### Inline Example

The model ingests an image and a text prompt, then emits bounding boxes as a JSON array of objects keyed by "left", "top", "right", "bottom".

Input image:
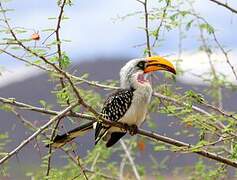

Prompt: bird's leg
[
  {"left": 123, "top": 124, "right": 138, "bottom": 135},
  {"left": 128, "top": 124, "right": 138, "bottom": 136},
  {"left": 123, "top": 123, "right": 130, "bottom": 132}
]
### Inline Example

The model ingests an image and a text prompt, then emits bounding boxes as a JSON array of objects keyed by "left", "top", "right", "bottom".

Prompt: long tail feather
[{"left": 46, "top": 121, "right": 94, "bottom": 148}]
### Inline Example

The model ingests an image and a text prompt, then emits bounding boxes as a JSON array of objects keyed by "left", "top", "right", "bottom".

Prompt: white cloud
[
  {"left": 0, "top": 67, "right": 42, "bottom": 88},
  {"left": 171, "top": 51, "right": 237, "bottom": 85},
  {"left": 0, "top": 51, "right": 236, "bottom": 88}
]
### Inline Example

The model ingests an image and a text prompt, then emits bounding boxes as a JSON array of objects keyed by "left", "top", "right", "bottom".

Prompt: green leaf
[
  {"left": 39, "top": 100, "right": 47, "bottom": 108},
  {"left": 0, "top": 104, "right": 13, "bottom": 112},
  {"left": 231, "top": 143, "right": 237, "bottom": 160},
  {"left": 42, "top": 28, "right": 55, "bottom": 32},
  {"left": 186, "top": 19, "right": 194, "bottom": 31},
  {"left": 154, "top": 145, "right": 166, "bottom": 152},
  {"left": 61, "top": 53, "right": 71, "bottom": 68},
  {"left": 199, "top": 23, "right": 214, "bottom": 34}
]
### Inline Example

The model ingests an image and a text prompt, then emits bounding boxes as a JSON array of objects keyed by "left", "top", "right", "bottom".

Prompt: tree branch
[
  {"left": 137, "top": 0, "right": 151, "bottom": 56},
  {"left": 0, "top": 97, "right": 95, "bottom": 121},
  {"left": 137, "top": 129, "right": 237, "bottom": 168},
  {"left": 63, "top": 149, "right": 116, "bottom": 180},
  {"left": 152, "top": 0, "right": 170, "bottom": 47},
  {"left": 46, "top": 0, "right": 68, "bottom": 175},
  {"left": 0, "top": 103, "right": 78, "bottom": 164},
  {"left": 120, "top": 140, "right": 141, "bottom": 180},
  {"left": 1, "top": 95, "right": 237, "bottom": 168},
  {"left": 208, "top": 0, "right": 237, "bottom": 14}
]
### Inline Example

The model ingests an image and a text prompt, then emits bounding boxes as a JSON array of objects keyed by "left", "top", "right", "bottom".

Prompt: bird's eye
[{"left": 137, "top": 61, "right": 146, "bottom": 70}]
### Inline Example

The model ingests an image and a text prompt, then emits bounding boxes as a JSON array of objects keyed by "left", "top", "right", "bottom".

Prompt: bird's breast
[{"left": 110, "top": 84, "right": 152, "bottom": 132}]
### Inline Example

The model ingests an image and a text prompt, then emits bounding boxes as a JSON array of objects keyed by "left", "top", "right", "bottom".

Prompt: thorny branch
[
  {"left": 1, "top": 96, "right": 237, "bottom": 168},
  {"left": 212, "top": 32, "right": 237, "bottom": 80},
  {"left": 136, "top": 0, "right": 152, "bottom": 56},
  {"left": 183, "top": 9, "right": 237, "bottom": 81},
  {"left": 1, "top": 0, "right": 235, "bottom": 124},
  {"left": 138, "top": 129, "right": 237, "bottom": 168},
  {"left": 0, "top": 49, "right": 50, "bottom": 72},
  {"left": 63, "top": 149, "right": 116, "bottom": 180},
  {"left": 46, "top": 0, "right": 68, "bottom": 176},
  {"left": 9, "top": 107, "right": 109, "bottom": 180},
  {"left": 1, "top": 0, "right": 237, "bottom": 176},
  {"left": 0, "top": 1, "right": 101, "bottom": 120},
  {"left": 152, "top": 0, "right": 170, "bottom": 47},
  {"left": 0, "top": 103, "right": 78, "bottom": 164}
]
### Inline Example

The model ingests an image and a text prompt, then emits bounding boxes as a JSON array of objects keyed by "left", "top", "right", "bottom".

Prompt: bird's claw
[
  {"left": 129, "top": 125, "right": 138, "bottom": 136},
  {"left": 124, "top": 124, "right": 138, "bottom": 136}
]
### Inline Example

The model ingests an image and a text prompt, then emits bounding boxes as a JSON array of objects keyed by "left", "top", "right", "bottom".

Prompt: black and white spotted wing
[{"left": 95, "top": 88, "right": 134, "bottom": 145}]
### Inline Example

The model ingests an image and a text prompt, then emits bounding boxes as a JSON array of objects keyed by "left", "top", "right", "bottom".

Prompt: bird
[{"left": 48, "top": 56, "right": 176, "bottom": 148}]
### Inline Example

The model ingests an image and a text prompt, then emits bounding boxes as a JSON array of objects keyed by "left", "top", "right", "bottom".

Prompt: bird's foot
[
  {"left": 123, "top": 124, "right": 138, "bottom": 136},
  {"left": 129, "top": 125, "right": 138, "bottom": 136},
  {"left": 123, "top": 123, "right": 130, "bottom": 132}
]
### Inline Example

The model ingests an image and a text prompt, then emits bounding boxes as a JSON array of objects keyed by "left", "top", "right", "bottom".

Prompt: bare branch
[
  {"left": 185, "top": 8, "right": 237, "bottom": 81},
  {"left": 55, "top": 0, "right": 66, "bottom": 66},
  {"left": 46, "top": 0, "right": 68, "bottom": 175},
  {"left": 212, "top": 32, "right": 237, "bottom": 80},
  {"left": 120, "top": 140, "right": 141, "bottom": 180},
  {"left": 135, "top": 0, "right": 145, "bottom": 5},
  {"left": 152, "top": 0, "right": 170, "bottom": 47},
  {"left": 0, "top": 49, "right": 51, "bottom": 72},
  {"left": 208, "top": 0, "right": 237, "bottom": 14},
  {"left": 136, "top": 0, "right": 151, "bottom": 56}
]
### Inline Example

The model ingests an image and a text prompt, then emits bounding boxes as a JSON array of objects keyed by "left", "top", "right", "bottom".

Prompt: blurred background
[{"left": 1, "top": 0, "right": 237, "bottom": 179}]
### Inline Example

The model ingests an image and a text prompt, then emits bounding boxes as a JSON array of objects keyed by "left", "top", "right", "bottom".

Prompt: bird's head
[{"left": 120, "top": 56, "right": 176, "bottom": 89}]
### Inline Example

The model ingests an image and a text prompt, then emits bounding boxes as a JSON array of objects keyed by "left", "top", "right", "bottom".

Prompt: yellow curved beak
[{"left": 144, "top": 56, "right": 176, "bottom": 74}]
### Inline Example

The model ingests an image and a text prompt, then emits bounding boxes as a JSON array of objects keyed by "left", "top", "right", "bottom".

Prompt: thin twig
[
  {"left": 3, "top": 5, "right": 233, "bottom": 124},
  {"left": 2, "top": 96, "right": 237, "bottom": 168},
  {"left": 137, "top": 129, "right": 237, "bottom": 168},
  {"left": 45, "top": 117, "right": 63, "bottom": 176},
  {"left": 76, "top": 156, "right": 89, "bottom": 180},
  {"left": 0, "top": 97, "right": 95, "bottom": 120},
  {"left": 0, "top": 103, "right": 77, "bottom": 164},
  {"left": 152, "top": 0, "right": 170, "bottom": 47},
  {"left": 55, "top": 0, "right": 66, "bottom": 68},
  {"left": 1, "top": 2, "right": 84, "bottom": 112},
  {"left": 42, "top": 31, "right": 55, "bottom": 45},
  {"left": 135, "top": 0, "right": 145, "bottom": 5},
  {"left": 212, "top": 32, "right": 237, "bottom": 80},
  {"left": 137, "top": 0, "right": 151, "bottom": 56},
  {"left": 62, "top": 149, "right": 116, "bottom": 180},
  {"left": 180, "top": 8, "right": 237, "bottom": 81},
  {"left": 119, "top": 143, "right": 132, "bottom": 180},
  {"left": 1, "top": 0, "right": 237, "bottom": 172},
  {"left": 202, "top": 101, "right": 237, "bottom": 121},
  {"left": 208, "top": 0, "right": 237, "bottom": 14},
  {"left": 0, "top": 49, "right": 50, "bottom": 72},
  {"left": 120, "top": 140, "right": 141, "bottom": 180},
  {"left": 90, "top": 152, "right": 100, "bottom": 172},
  {"left": 46, "top": 0, "right": 68, "bottom": 176}
]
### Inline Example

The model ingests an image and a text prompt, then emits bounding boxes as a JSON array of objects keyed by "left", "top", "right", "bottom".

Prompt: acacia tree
[{"left": 0, "top": 0, "right": 237, "bottom": 179}]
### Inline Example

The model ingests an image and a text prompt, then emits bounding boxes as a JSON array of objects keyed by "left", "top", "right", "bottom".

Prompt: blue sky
[{"left": 0, "top": 0, "right": 237, "bottom": 85}]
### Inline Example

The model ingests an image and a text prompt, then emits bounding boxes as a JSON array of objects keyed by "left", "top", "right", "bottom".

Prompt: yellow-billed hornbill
[{"left": 49, "top": 56, "right": 176, "bottom": 148}]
